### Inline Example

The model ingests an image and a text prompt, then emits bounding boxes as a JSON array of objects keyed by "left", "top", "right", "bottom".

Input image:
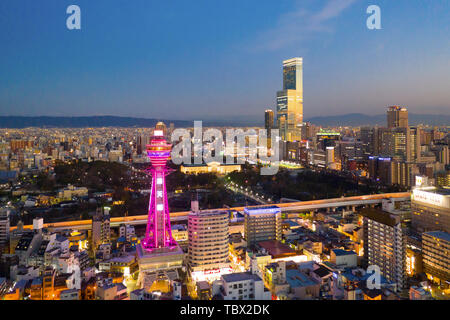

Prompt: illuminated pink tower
[{"left": 141, "top": 128, "right": 177, "bottom": 251}]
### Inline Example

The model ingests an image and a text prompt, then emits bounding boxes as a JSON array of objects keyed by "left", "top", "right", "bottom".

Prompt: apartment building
[{"left": 188, "top": 210, "right": 230, "bottom": 278}]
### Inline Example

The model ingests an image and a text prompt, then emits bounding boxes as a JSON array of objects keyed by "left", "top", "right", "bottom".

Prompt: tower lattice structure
[{"left": 141, "top": 129, "right": 177, "bottom": 250}]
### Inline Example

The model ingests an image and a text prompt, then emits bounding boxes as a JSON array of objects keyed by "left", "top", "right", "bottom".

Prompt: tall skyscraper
[
  {"left": 265, "top": 109, "right": 274, "bottom": 131},
  {"left": 277, "top": 58, "right": 303, "bottom": 142},
  {"left": 282, "top": 57, "right": 303, "bottom": 91},
  {"left": 360, "top": 127, "right": 376, "bottom": 159},
  {"left": 387, "top": 106, "right": 408, "bottom": 128},
  {"left": 265, "top": 109, "right": 274, "bottom": 149},
  {"left": 409, "top": 126, "right": 421, "bottom": 162}
]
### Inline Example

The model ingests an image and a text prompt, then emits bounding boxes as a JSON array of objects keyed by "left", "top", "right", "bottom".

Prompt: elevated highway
[{"left": 10, "top": 192, "right": 410, "bottom": 232}]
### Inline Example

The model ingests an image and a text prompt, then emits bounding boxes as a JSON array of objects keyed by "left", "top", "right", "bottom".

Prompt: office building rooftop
[
  {"left": 244, "top": 205, "right": 281, "bottom": 215},
  {"left": 222, "top": 272, "right": 262, "bottom": 283}
]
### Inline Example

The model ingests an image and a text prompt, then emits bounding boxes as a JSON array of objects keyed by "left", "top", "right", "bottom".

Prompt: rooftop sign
[{"left": 413, "top": 189, "right": 449, "bottom": 208}]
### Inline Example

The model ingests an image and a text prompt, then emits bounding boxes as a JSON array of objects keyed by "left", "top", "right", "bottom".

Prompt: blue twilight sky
[{"left": 0, "top": 0, "right": 449, "bottom": 122}]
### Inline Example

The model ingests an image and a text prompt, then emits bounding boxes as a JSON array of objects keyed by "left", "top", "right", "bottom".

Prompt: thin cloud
[{"left": 251, "top": 0, "right": 358, "bottom": 51}]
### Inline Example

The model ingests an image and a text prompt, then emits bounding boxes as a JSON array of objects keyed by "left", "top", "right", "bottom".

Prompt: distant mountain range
[
  {"left": 0, "top": 116, "right": 192, "bottom": 129},
  {"left": 306, "top": 113, "right": 450, "bottom": 127},
  {"left": 0, "top": 113, "right": 448, "bottom": 128}
]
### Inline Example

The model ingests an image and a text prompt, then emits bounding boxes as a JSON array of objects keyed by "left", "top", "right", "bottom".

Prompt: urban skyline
[
  {"left": 0, "top": 0, "right": 449, "bottom": 307},
  {"left": 0, "top": 100, "right": 448, "bottom": 301}
]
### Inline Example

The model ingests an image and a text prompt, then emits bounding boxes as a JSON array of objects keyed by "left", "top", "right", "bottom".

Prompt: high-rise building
[
  {"left": 379, "top": 127, "right": 411, "bottom": 162},
  {"left": 265, "top": 109, "right": 274, "bottom": 131},
  {"left": 338, "top": 139, "right": 364, "bottom": 162},
  {"left": 436, "top": 145, "right": 449, "bottom": 166},
  {"left": 391, "top": 161, "right": 416, "bottom": 187},
  {"left": 283, "top": 141, "right": 301, "bottom": 162},
  {"left": 244, "top": 206, "right": 281, "bottom": 247},
  {"left": 277, "top": 58, "right": 303, "bottom": 142},
  {"left": 387, "top": 106, "right": 408, "bottom": 128},
  {"left": 411, "top": 186, "right": 450, "bottom": 233},
  {"left": 316, "top": 130, "right": 341, "bottom": 151},
  {"left": 419, "top": 128, "right": 433, "bottom": 146},
  {"left": 137, "top": 135, "right": 149, "bottom": 155},
  {"left": 436, "top": 169, "right": 450, "bottom": 188},
  {"left": 361, "top": 207, "right": 406, "bottom": 291},
  {"left": 91, "top": 207, "right": 110, "bottom": 251},
  {"left": 422, "top": 231, "right": 450, "bottom": 287},
  {"left": 326, "top": 146, "right": 335, "bottom": 168},
  {"left": 283, "top": 57, "right": 303, "bottom": 91},
  {"left": 409, "top": 126, "right": 421, "bottom": 162},
  {"left": 0, "top": 208, "right": 10, "bottom": 249},
  {"left": 360, "top": 127, "right": 376, "bottom": 159},
  {"left": 300, "top": 122, "right": 312, "bottom": 140},
  {"left": 188, "top": 210, "right": 230, "bottom": 281},
  {"left": 265, "top": 109, "right": 275, "bottom": 149}
]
